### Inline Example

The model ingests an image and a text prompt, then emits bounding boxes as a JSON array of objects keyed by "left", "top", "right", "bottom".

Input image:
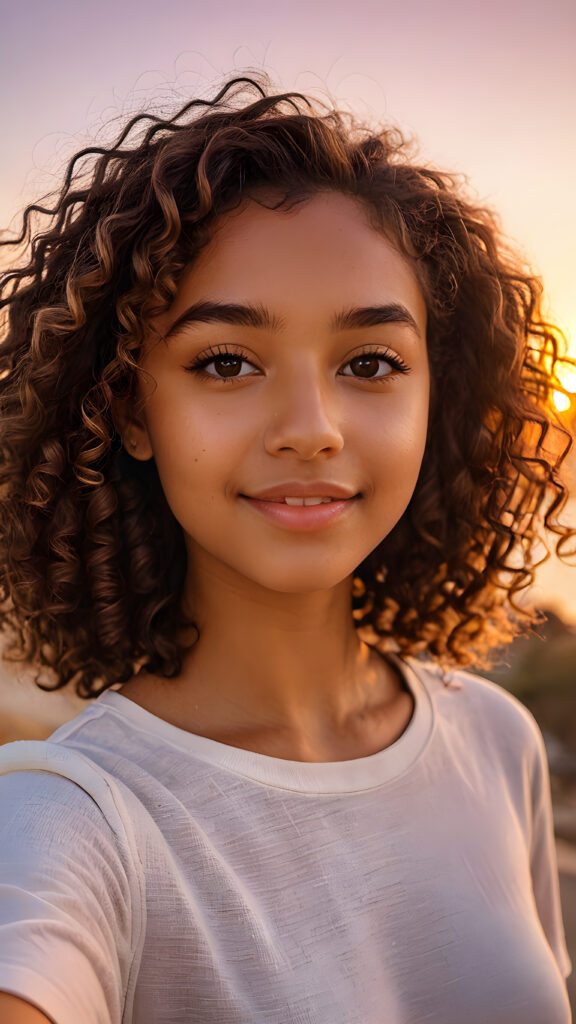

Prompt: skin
[
  {"left": 0, "top": 992, "right": 53, "bottom": 1022},
  {"left": 113, "top": 191, "right": 430, "bottom": 761}
]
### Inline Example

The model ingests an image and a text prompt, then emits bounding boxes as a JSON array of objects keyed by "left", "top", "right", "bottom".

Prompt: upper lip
[{"left": 243, "top": 482, "right": 360, "bottom": 500}]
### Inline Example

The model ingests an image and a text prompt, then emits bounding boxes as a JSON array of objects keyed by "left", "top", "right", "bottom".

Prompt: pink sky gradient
[{"left": 1, "top": 0, "right": 575, "bottom": 616}]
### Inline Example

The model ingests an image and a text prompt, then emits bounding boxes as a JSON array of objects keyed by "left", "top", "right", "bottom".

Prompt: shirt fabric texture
[{"left": 0, "top": 654, "right": 572, "bottom": 1024}]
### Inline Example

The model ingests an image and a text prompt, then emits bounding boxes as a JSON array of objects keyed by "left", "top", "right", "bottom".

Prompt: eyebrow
[{"left": 163, "top": 300, "right": 422, "bottom": 340}]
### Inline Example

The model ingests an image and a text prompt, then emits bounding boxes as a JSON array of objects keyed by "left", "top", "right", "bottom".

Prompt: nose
[{"left": 263, "top": 370, "right": 345, "bottom": 460}]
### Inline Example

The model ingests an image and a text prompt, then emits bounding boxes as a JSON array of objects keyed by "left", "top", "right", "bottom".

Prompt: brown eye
[
  {"left": 349, "top": 355, "right": 387, "bottom": 378},
  {"left": 340, "top": 348, "right": 411, "bottom": 380},
  {"left": 212, "top": 355, "right": 243, "bottom": 377},
  {"left": 185, "top": 349, "right": 259, "bottom": 379}
]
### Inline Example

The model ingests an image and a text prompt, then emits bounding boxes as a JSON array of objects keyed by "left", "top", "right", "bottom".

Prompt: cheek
[
  {"left": 146, "top": 399, "right": 244, "bottom": 521},
  {"left": 367, "top": 389, "right": 429, "bottom": 478},
  {"left": 363, "top": 400, "right": 428, "bottom": 545}
]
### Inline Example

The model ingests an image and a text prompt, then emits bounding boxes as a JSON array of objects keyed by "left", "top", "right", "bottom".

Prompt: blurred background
[{"left": 1, "top": 0, "right": 575, "bottom": 1010}]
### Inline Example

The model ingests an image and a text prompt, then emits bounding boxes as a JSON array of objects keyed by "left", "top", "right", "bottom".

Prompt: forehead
[{"left": 172, "top": 191, "right": 427, "bottom": 331}]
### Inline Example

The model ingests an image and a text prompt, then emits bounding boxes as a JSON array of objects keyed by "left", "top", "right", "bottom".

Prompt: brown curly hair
[{"left": 1, "top": 72, "right": 575, "bottom": 699}]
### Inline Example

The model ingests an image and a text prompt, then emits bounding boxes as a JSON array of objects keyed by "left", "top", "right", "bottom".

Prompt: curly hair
[{"left": 1, "top": 72, "right": 575, "bottom": 698}]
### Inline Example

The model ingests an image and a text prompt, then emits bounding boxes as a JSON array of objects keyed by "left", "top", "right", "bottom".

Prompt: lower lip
[{"left": 240, "top": 496, "right": 358, "bottom": 531}]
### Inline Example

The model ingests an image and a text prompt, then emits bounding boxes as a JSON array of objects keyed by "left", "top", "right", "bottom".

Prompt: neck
[{"left": 156, "top": 555, "right": 402, "bottom": 746}]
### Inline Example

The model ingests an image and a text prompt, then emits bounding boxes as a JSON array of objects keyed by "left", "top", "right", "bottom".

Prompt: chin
[{"left": 247, "top": 565, "right": 355, "bottom": 595}]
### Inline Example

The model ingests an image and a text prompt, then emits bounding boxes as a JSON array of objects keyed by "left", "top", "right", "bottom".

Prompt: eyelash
[{"left": 184, "top": 344, "right": 411, "bottom": 382}]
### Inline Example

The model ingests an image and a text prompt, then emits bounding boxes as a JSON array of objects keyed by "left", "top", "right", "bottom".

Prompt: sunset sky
[{"left": 1, "top": 0, "right": 575, "bottom": 616}]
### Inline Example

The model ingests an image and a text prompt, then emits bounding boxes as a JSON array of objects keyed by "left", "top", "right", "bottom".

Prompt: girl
[{"left": 0, "top": 73, "right": 573, "bottom": 1024}]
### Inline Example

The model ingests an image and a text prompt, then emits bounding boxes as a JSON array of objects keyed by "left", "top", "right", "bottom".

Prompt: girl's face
[{"left": 129, "top": 191, "right": 430, "bottom": 595}]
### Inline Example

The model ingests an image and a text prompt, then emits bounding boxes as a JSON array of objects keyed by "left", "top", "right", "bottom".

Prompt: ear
[{"left": 110, "top": 396, "right": 154, "bottom": 461}]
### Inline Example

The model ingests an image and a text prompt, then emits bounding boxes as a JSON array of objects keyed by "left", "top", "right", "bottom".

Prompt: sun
[{"left": 552, "top": 326, "right": 576, "bottom": 413}]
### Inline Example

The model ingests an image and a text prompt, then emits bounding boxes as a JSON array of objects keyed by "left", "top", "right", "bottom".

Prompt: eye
[
  {"left": 184, "top": 344, "right": 411, "bottom": 382},
  {"left": 340, "top": 347, "right": 411, "bottom": 379},
  {"left": 184, "top": 345, "right": 259, "bottom": 380}
]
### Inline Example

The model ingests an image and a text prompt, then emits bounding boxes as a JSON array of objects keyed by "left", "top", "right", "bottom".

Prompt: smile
[
  {"left": 240, "top": 494, "right": 359, "bottom": 531},
  {"left": 270, "top": 496, "right": 334, "bottom": 506}
]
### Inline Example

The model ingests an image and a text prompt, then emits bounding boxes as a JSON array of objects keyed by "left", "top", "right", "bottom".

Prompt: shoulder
[
  {"left": 0, "top": 739, "right": 142, "bottom": 869},
  {"left": 0, "top": 741, "right": 123, "bottom": 849},
  {"left": 0, "top": 739, "right": 145, "bottom": 928},
  {"left": 0, "top": 744, "right": 142, "bottom": 1024},
  {"left": 408, "top": 657, "right": 546, "bottom": 764},
  {"left": 411, "top": 655, "right": 538, "bottom": 722}
]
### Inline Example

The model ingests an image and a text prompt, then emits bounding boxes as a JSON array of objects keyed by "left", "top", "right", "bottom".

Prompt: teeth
[{"left": 283, "top": 497, "right": 334, "bottom": 506}]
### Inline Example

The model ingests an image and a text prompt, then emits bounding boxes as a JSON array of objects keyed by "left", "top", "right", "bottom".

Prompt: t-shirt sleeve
[
  {"left": 528, "top": 719, "right": 573, "bottom": 981},
  {"left": 0, "top": 769, "right": 133, "bottom": 1024}
]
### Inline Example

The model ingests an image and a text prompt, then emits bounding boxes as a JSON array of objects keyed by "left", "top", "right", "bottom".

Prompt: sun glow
[
  {"left": 553, "top": 391, "right": 572, "bottom": 412},
  {"left": 551, "top": 331, "right": 576, "bottom": 412},
  {"left": 556, "top": 364, "right": 576, "bottom": 394}
]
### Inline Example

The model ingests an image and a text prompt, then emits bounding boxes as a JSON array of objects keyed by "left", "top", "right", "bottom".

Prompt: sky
[{"left": 1, "top": 0, "right": 575, "bottom": 617}]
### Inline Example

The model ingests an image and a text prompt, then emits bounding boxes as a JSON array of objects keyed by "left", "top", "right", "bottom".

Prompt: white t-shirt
[{"left": 0, "top": 655, "right": 572, "bottom": 1024}]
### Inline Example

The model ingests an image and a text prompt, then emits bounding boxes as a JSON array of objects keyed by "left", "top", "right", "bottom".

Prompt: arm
[
  {"left": 0, "top": 769, "right": 133, "bottom": 1024},
  {"left": 0, "top": 992, "right": 55, "bottom": 1023},
  {"left": 529, "top": 721, "right": 573, "bottom": 979}
]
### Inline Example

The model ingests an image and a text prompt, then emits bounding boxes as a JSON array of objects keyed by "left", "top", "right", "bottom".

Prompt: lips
[
  {"left": 280, "top": 496, "right": 334, "bottom": 506},
  {"left": 250, "top": 495, "right": 337, "bottom": 506},
  {"left": 240, "top": 493, "right": 358, "bottom": 531},
  {"left": 243, "top": 482, "right": 359, "bottom": 502}
]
